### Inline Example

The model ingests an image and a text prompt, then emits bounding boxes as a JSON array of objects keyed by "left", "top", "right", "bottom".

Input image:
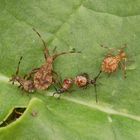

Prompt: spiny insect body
[
  {"left": 10, "top": 28, "right": 80, "bottom": 92},
  {"left": 32, "top": 28, "right": 80, "bottom": 90},
  {"left": 101, "top": 45, "right": 127, "bottom": 78}
]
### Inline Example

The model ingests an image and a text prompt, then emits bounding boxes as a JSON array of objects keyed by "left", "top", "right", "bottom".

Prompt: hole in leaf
[{"left": 0, "top": 107, "right": 26, "bottom": 127}]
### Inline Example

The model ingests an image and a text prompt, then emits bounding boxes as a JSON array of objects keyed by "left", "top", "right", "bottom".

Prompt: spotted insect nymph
[
  {"left": 100, "top": 44, "right": 127, "bottom": 78},
  {"left": 53, "top": 71, "right": 101, "bottom": 102},
  {"left": 74, "top": 71, "right": 102, "bottom": 102}
]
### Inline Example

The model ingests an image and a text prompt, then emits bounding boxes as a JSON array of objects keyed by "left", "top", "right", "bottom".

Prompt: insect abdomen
[{"left": 101, "top": 56, "right": 119, "bottom": 73}]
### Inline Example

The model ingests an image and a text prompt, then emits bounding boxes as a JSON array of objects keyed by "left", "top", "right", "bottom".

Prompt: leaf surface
[{"left": 0, "top": 0, "right": 140, "bottom": 139}]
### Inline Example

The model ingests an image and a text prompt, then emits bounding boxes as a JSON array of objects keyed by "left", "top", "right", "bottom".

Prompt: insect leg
[
  {"left": 100, "top": 45, "right": 119, "bottom": 57},
  {"left": 24, "top": 68, "right": 40, "bottom": 80},
  {"left": 52, "top": 87, "right": 61, "bottom": 99},
  {"left": 120, "top": 59, "right": 127, "bottom": 78},
  {"left": 118, "top": 44, "right": 127, "bottom": 52},
  {"left": 53, "top": 50, "right": 81, "bottom": 60},
  {"left": 93, "top": 71, "right": 102, "bottom": 103},
  {"left": 93, "top": 83, "right": 98, "bottom": 103},
  {"left": 52, "top": 73, "right": 63, "bottom": 87}
]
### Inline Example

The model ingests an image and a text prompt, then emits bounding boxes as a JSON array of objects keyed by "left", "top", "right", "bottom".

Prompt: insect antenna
[
  {"left": 16, "top": 56, "right": 23, "bottom": 76},
  {"left": 100, "top": 44, "right": 109, "bottom": 49},
  {"left": 101, "top": 44, "right": 127, "bottom": 53},
  {"left": 32, "top": 28, "right": 47, "bottom": 49},
  {"left": 9, "top": 56, "right": 23, "bottom": 84},
  {"left": 100, "top": 44, "right": 116, "bottom": 54},
  {"left": 32, "top": 28, "right": 49, "bottom": 58}
]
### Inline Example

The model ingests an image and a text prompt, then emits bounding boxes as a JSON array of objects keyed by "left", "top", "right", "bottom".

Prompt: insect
[
  {"left": 100, "top": 44, "right": 127, "bottom": 78},
  {"left": 53, "top": 78, "right": 73, "bottom": 98},
  {"left": 32, "top": 28, "right": 80, "bottom": 90},
  {"left": 74, "top": 71, "right": 102, "bottom": 102},
  {"left": 53, "top": 71, "right": 101, "bottom": 102},
  {"left": 9, "top": 57, "right": 37, "bottom": 92}
]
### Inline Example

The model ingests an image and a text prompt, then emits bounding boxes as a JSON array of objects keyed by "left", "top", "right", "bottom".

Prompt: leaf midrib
[{"left": 1, "top": 74, "right": 140, "bottom": 122}]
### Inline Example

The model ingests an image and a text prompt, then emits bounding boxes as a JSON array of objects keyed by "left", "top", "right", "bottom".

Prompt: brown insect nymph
[
  {"left": 10, "top": 57, "right": 36, "bottom": 92},
  {"left": 32, "top": 28, "right": 80, "bottom": 90},
  {"left": 53, "top": 71, "right": 101, "bottom": 102},
  {"left": 74, "top": 71, "right": 102, "bottom": 103},
  {"left": 53, "top": 78, "right": 73, "bottom": 98},
  {"left": 101, "top": 44, "right": 127, "bottom": 78}
]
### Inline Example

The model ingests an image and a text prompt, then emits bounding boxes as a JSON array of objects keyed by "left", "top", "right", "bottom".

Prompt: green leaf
[{"left": 0, "top": 0, "right": 140, "bottom": 140}]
